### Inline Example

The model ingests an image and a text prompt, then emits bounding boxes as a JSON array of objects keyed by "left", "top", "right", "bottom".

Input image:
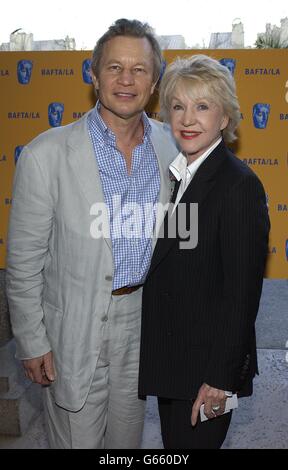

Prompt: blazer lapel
[
  {"left": 67, "top": 111, "right": 112, "bottom": 251},
  {"left": 150, "top": 121, "right": 179, "bottom": 252},
  {"left": 148, "top": 141, "right": 228, "bottom": 275}
]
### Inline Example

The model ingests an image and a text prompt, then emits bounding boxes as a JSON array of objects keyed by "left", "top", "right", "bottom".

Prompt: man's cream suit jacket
[{"left": 6, "top": 109, "right": 179, "bottom": 411}]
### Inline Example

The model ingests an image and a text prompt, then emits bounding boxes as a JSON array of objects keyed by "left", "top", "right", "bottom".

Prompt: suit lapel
[
  {"left": 148, "top": 141, "right": 228, "bottom": 275},
  {"left": 67, "top": 110, "right": 112, "bottom": 251},
  {"left": 150, "top": 121, "right": 178, "bottom": 252}
]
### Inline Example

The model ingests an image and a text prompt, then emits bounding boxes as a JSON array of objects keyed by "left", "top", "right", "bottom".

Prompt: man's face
[{"left": 92, "top": 36, "right": 156, "bottom": 123}]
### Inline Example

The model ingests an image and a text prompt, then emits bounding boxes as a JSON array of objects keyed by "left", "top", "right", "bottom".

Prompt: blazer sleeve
[
  {"left": 203, "top": 173, "right": 270, "bottom": 392},
  {"left": 6, "top": 146, "right": 53, "bottom": 359}
]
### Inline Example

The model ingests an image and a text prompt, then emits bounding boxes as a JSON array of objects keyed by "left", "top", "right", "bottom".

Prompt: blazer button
[
  {"left": 167, "top": 331, "right": 172, "bottom": 336},
  {"left": 101, "top": 315, "right": 108, "bottom": 322},
  {"left": 105, "top": 275, "right": 112, "bottom": 281}
]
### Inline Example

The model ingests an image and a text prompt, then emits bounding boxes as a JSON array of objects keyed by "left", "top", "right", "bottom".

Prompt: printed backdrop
[{"left": 0, "top": 50, "right": 287, "bottom": 277}]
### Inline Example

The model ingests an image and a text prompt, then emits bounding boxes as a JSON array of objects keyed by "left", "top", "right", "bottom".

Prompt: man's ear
[
  {"left": 150, "top": 80, "right": 158, "bottom": 96},
  {"left": 91, "top": 73, "right": 99, "bottom": 90}
]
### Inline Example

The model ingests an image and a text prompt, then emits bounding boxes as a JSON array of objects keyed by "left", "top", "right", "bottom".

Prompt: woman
[{"left": 138, "top": 55, "right": 270, "bottom": 449}]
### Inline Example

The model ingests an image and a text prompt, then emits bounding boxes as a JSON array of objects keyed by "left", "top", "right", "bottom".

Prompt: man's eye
[{"left": 109, "top": 65, "right": 121, "bottom": 71}]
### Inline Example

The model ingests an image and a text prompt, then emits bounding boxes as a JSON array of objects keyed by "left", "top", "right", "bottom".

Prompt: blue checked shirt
[{"left": 88, "top": 103, "right": 160, "bottom": 290}]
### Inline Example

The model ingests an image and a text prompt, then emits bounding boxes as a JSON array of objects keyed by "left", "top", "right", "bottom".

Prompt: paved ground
[{"left": 0, "top": 279, "right": 287, "bottom": 449}]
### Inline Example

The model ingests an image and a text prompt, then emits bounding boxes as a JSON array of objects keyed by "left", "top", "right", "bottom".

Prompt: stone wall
[{"left": 0, "top": 269, "right": 42, "bottom": 436}]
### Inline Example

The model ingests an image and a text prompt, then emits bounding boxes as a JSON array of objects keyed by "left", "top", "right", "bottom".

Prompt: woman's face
[{"left": 169, "top": 83, "right": 229, "bottom": 163}]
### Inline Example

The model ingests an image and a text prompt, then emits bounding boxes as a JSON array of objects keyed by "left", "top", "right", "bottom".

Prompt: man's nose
[{"left": 117, "top": 69, "right": 135, "bottom": 85}]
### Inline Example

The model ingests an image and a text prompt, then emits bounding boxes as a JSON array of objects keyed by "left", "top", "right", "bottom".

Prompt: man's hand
[
  {"left": 23, "top": 351, "right": 56, "bottom": 385},
  {"left": 191, "top": 383, "right": 227, "bottom": 426}
]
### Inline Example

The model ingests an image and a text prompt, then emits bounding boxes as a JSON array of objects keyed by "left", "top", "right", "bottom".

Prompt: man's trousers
[{"left": 43, "top": 288, "right": 145, "bottom": 449}]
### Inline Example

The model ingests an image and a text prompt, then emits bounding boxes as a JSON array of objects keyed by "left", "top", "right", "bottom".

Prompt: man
[{"left": 6, "top": 19, "right": 178, "bottom": 449}]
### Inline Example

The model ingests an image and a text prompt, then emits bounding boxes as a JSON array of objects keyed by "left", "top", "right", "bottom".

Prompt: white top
[{"left": 169, "top": 137, "right": 222, "bottom": 212}]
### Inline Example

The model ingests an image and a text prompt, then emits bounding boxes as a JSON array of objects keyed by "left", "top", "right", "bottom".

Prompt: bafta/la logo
[
  {"left": 48, "top": 102, "right": 64, "bottom": 127},
  {"left": 82, "top": 59, "right": 92, "bottom": 84},
  {"left": 14, "top": 146, "right": 24, "bottom": 164},
  {"left": 253, "top": 103, "right": 271, "bottom": 129},
  {"left": 219, "top": 58, "right": 236, "bottom": 76},
  {"left": 17, "top": 60, "right": 33, "bottom": 84}
]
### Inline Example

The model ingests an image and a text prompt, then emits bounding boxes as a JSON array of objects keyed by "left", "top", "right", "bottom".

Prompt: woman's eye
[
  {"left": 172, "top": 104, "right": 183, "bottom": 110},
  {"left": 197, "top": 103, "right": 209, "bottom": 111}
]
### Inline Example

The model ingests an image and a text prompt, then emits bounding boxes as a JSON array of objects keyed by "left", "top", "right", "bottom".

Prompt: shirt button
[{"left": 105, "top": 275, "right": 112, "bottom": 281}]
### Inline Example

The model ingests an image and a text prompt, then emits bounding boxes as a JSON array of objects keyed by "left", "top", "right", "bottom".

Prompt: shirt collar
[
  {"left": 169, "top": 152, "right": 187, "bottom": 182},
  {"left": 90, "top": 100, "right": 151, "bottom": 144},
  {"left": 169, "top": 137, "right": 222, "bottom": 182},
  {"left": 142, "top": 112, "right": 152, "bottom": 140}
]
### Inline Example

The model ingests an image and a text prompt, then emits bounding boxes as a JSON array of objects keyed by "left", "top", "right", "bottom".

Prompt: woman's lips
[{"left": 180, "top": 131, "right": 201, "bottom": 139}]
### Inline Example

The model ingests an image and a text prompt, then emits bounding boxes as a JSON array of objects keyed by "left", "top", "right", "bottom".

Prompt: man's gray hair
[{"left": 91, "top": 18, "right": 162, "bottom": 83}]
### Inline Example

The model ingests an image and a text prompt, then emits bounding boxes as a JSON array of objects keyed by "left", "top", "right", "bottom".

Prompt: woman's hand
[{"left": 191, "top": 383, "right": 227, "bottom": 426}]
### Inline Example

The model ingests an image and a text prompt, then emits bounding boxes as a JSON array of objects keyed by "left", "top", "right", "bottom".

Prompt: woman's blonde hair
[{"left": 159, "top": 54, "right": 241, "bottom": 142}]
